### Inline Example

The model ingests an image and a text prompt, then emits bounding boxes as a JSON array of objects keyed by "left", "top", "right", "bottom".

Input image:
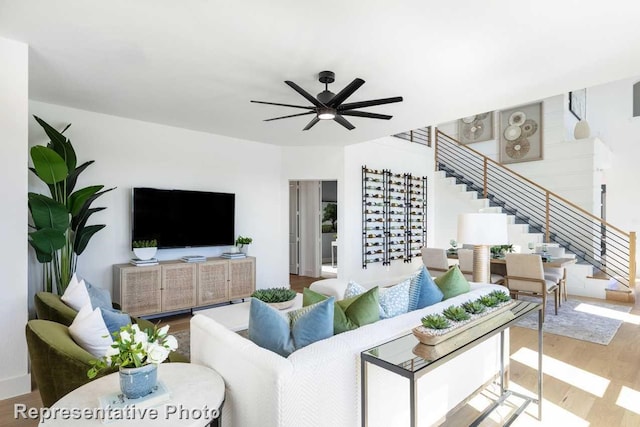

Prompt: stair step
[{"left": 605, "top": 284, "right": 635, "bottom": 303}]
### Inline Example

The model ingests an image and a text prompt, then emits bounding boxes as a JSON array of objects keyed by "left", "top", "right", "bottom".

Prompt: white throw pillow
[
  {"left": 60, "top": 274, "right": 91, "bottom": 311},
  {"left": 68, "top": 304, "right": 113, "bottom": 358}
]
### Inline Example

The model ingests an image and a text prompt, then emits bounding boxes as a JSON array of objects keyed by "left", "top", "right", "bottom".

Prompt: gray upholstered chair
[
  {"left": 420, "top": 247, "right": 449, "bottom": 274},
  {"left": 457, "top": 249, "right": 504, "bottom": 284},
  {"left": 541, "top": 246, "right": 568, "bottom": 304},
  {"left": 505, "top": 253, "right": 559, "bottom": 321}
]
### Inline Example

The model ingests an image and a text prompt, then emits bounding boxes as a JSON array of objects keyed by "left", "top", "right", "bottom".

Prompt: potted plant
[
  {"left": 88, "top": 324, "right": 178, "bottom": 399},
  {"left": 251, "top": 287, "right": 297, "bottom": 310},
  {"left": 235, "top": 235, "right": 253, "bottom": 254},
  {"left": 132, "top": 239, "right": 158, "bottom": 260},
  {"left": 448, "top": 239, "right": 458, "bottom": 255},
  {"left": 28, "top": 116, "right": 115, "bottom": 294},
  {"left": 490, "top": 244, "right": 514, "bottom": 259}
]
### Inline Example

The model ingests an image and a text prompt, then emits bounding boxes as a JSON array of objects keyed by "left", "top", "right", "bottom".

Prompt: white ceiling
[{"left": 2, "top": 1, "right": 640, "bottom": 146}]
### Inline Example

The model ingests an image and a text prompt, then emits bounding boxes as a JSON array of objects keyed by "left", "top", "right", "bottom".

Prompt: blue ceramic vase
[{"left": 119, "top": 364, "right": 158, "bottom": 399}]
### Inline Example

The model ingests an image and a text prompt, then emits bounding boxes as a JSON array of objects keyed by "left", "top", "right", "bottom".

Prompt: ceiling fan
[{"left": 251, "top": 71, "right": 403, "bottom": 131}]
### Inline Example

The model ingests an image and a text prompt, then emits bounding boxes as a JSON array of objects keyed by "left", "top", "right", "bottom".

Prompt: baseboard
[{"left": 0, "top": 374, "right": 31, "bottom": 400}]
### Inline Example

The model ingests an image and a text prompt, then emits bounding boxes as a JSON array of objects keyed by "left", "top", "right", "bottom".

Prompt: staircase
[
  {"left": 435, "top": 171, "right": 613, "bottom": 299},
  {"left": 429, "top": 130, "right": 636, "bottom": 302}
]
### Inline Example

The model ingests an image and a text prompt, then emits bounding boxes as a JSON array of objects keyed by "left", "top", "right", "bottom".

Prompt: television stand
[{"left": 113, "top": 256, "right": 256, "bottom": 317}]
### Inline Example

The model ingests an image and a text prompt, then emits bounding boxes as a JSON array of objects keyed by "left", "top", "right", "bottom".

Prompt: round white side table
[{"left": 39, "top": 363, "right": 224, "bottom": 427}]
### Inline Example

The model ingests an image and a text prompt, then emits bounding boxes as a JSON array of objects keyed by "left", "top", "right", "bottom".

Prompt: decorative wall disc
[
  {"left": 520, "top": 119, "right": 538, "bottom": 137},
  {"left": 504, "top": 125, "right": 522, "bottom": 141},
  {"left": 508, "top": 111, "right": 526, "bottom": 126},
  {"left": 461, "top": 120, "right": 485, "bottom": 141},
  {"left": 505, "top": 138, "right": 530, "bottom": 159}
]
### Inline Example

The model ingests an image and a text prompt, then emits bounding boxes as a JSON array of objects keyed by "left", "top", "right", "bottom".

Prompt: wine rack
[{"left": 362, "top": 166, "right": 427, "bottom": 268}]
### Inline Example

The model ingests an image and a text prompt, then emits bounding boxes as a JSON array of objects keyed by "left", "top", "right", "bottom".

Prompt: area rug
[
  {"left": 173, "top": 329, "right": 191, "bottom": 361},
  {"left": 514, "top": 297, "right": 632, "bottom": 345}
]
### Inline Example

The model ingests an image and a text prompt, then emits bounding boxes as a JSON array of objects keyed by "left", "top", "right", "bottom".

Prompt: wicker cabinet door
[
  {"left": 229, "top": 257, "right": 256, "bottom": 299},
  {"left": 197, "top": 260, "right": 229, "bottom": 306},
  {"left": 161, "top": 263, "right": 197, "bottom": 312},
  {"left": 120, "top": 266, "right": 162, "bottom": 316}
]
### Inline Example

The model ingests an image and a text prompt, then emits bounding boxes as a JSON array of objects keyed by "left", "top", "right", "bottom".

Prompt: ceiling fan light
[{"left": 318, "top": 107, "right": 336, "bottom": 120}]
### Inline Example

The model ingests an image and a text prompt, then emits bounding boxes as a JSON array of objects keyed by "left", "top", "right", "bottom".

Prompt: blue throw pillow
[
  {"left": 408, "top": 266, "right": 444, "bottom": 310},
  {"left": 99, "top": 307, "right": 131, "bottom": 335},
  {"left": 345, "top": 280, "right": 411, "bottom": 320},
  {"left": 248, "top": 297, "right": 334, "bottom": 357},
  {"left": 85, "top": 280, "right": 113, "bottom": 311}
]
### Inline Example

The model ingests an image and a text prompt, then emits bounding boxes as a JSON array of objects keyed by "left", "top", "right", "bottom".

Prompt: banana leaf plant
[{"left": 28, "top": 116, "right": 114, "bottom": 294}]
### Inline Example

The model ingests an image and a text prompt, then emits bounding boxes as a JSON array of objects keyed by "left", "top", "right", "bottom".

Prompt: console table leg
[
  {"left": 500, "top": 330, "right": 505, "bottom": 396},
  {"left": 361, "top": 360, "right": 367, "bottom": 427},
  {"left": 538, "top": 308, "right": 543, "bottom": 420},
  {"left": 410, "top": 379, "right": 416, "bottom": 427}
]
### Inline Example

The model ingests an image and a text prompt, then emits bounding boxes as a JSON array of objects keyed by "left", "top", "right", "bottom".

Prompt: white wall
[
  {"left": 587, "top": 77, "right": 640, "bottom": 233},
  {"left": 0, "top": 37, "right": 30, "bottom": 398},
  {"left": 28, "top": 101, "right": 289, "bottom": 297},
  {"left": 342, "top": 137, "right": 435, "bottom": 283}
]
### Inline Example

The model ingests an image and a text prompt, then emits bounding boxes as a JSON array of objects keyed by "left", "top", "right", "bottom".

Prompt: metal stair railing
[
  {"left": 435, "top": 129, "right": 636, "bottom": 289},
  {"left": 392, "top": 126, "right": 431, "bottom": 147}
]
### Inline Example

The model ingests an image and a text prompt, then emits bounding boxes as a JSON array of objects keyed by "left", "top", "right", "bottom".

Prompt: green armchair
[
  {"left": 29, "top": 292, "right": 188, "bottom": 407},
  {"left": 26, "top": 319, "right": 114, "bottom": 407}
]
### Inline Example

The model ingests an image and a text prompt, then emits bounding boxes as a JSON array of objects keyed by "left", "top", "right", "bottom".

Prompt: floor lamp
[{"left": 457, "top": 213, "right": 508, "bottom": 283}]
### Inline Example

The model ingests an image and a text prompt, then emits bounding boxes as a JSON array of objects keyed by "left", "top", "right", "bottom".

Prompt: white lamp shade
[{"left": 457, "top": 213, "right": 508, "bottom": 245}]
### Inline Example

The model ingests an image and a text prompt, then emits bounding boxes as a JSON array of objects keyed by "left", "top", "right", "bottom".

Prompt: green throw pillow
[
  {"left": 303, "top": 287, "right": 379, "bottom": 334},
  {"left": 434, "top": 265, "right": 471, "bottom": 299}
]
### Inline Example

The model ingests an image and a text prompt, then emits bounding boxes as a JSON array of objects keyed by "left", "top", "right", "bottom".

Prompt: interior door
[{"left": 289, "top": 181, "right": 300, "bottom": 274}]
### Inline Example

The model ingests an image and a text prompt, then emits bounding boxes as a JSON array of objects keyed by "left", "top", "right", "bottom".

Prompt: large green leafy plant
[{"left": 28, "top": 116, "right": 114, "bottom": 294}]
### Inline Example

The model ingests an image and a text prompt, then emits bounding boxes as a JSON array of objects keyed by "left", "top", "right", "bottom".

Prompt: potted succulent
[
  {"left": 132, "top": 239, "right": 158, "bottom": 260},
  {"left": 235, "top": 235, "right": 253, "bottom": 255},
  {"left": 252, "top": 287, "right": 297, "bottom": 310}
]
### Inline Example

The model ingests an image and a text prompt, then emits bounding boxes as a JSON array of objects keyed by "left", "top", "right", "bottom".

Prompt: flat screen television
[{"left": 132, "top": 187, "right": 235, "bottom": 249}]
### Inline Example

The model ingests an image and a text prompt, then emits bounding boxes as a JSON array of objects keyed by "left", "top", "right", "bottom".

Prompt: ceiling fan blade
[
  {"left": 303, "top": 117, "right": 320, "bottom": 131},
  {"left": 340, "top": 110, "right": 392, "bottom": 120},
  {"left": 285, "top": 81, "right": 323, "bottom": 107},
  {"left": 338, "top": 96, "right": 403, "bottom": 111},
  {"left": 329, "top": 78, "right": 365, "bottom": 107},
  {"left": 264, "top": 111, "right": 315, "bottom": 122},
  {"left": 334, "top": 115, "right": 355, "bottom": 130},
  {"left": 251, "top": 100, "right": 315, "bottom": 110}
]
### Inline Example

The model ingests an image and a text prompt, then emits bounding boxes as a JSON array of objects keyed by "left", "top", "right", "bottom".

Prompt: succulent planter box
[{"left": 412, "top": 300, "right": 517, "bottom": 346}]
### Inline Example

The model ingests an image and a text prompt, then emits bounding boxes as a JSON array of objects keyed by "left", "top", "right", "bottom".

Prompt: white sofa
[{"left": 191, "top": 282, "right": 508, "bottom": 427}]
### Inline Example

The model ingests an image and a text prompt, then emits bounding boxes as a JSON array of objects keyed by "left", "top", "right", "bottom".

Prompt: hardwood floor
[
  {"left": 289, "top": 273, "right": 317, "bottom": 293},
  {"left": 4, "top": 288, "right": 638, "bottom": 426}
]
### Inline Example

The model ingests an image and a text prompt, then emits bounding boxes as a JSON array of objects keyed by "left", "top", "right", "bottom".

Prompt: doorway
[
  {"left": 320, "top": 181, "right": 338, "bottom": 278},
  {"left": 289, "top": 180, "right": 338, "bottom": 279}
]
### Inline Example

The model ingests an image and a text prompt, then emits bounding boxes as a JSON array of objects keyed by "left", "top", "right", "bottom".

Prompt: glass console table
[{"left": 361, "top": 301, "right": 542, "bottom": 427}]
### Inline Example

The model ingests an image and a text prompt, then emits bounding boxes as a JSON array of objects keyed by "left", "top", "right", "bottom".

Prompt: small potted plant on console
[
  {"left": 251, "top": 287, "right": 297, "bottom": 310},
  {"left": 235, "top": 235, "right": 253, "bottom": 255},
  {"left": 132, "top": 239, "right": 158, "bottom": 260}
]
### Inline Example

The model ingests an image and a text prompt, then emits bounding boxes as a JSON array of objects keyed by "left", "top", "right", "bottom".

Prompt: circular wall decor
[
  {"left": 462, "top": 120, "right": 485, "bottom": 141},
  {"left": 509, "top": 111, "right": 526, "bottom": 125},
  {"left": 504, "top": 125, "right": 522, "bottom": 141},
  {"left": 520, "top": 119, "right": 538, "bottom": 137},
  {"left": 505, "top": 138, "right": 530, "bottom": 159}
]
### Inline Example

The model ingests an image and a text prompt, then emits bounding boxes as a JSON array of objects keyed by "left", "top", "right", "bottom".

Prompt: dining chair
[
  {"left": 505, "top": 253, "right": 559, "bottom": 322},
  {"left": 544, "top": 246, "right": 569, "bottom": 303},
  {"left": 420, "top": 247, "right": 449, "bottom": 273},
  {"left": 457, "top": 249, "right": 505, "bottom": 284}
]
